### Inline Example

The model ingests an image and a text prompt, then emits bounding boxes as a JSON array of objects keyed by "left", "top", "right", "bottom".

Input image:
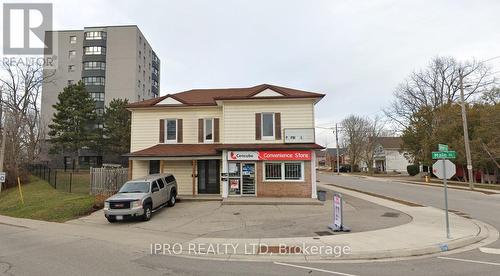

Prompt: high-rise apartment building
[{"left": 40, "top": 25, "right": 160, "bottom": 168}]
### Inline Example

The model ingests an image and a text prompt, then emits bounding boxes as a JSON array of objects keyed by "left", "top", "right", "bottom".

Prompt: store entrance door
[
  {"left": 241, "top": 163, "right": 256, "bottom": 196},
  {"left": 228, "top": 162, "right": 256, "bottom": 196}
]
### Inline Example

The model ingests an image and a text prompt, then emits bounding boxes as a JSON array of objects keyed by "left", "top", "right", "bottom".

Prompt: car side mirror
[{"left": 152, "top": 187, "right": 159, "bottom": 193}]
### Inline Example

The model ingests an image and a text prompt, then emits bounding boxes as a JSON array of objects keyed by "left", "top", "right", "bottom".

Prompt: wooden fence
[{"left": 90, "top": 167, "right": 129, "bottom": 195}]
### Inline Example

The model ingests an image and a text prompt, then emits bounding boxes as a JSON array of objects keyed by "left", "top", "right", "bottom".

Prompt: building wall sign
[
  {"left": 228, "top": 150, "right": 311, "bottom": 161},
  {"left": 284, "top": 128, "right": 315, "bottom": 143}
]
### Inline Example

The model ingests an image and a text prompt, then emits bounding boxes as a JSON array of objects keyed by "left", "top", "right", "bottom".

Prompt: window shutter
[
  {"left": 177, "top": 119, "right": 183, "bottom": 143},
  {"left": 214, "top": 118, "right": 220, "bottom": 143},
  {"left": 198, "top": 118, "right": 204, "bottom": 143},
  {"left": 255, "top": 113, "right": 262, "bottom": 140},
  {"left": 275, "top": 112, "right": 281, "bottom": 140},
  {"left": 159, "top": 119, "right": 165, "bottom": 143}
]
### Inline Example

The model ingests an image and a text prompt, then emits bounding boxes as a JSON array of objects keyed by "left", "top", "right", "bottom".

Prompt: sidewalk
[
  {"left": 355, "top": 174, "right": 500, "bottom": 194},
  {"left": 0, "top": 182, "right": 496, "bottom": 263}
]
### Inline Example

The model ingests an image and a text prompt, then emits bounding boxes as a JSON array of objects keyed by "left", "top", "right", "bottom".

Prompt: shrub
[{"left": 407, "top": 164, "right": 420, "bottom": 176}]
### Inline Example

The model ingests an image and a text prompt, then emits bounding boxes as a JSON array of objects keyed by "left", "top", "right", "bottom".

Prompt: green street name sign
[
  {"left": 438, "top": 144, "right": 448, "bottom": 151},
  {"left": 432, "top": 151, "right": 457, "bottom": 159}
]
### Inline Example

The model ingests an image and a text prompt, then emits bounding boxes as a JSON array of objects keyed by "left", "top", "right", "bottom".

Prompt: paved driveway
[{"left": 69, "top": 191, "right": 410, "bottom": 238}]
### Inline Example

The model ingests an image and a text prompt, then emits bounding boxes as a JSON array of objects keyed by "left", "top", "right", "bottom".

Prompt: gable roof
[
  {"left": 326, "top": 148, "right": 347, "bottom": 157},
  {"left": 127, "top": 84, "right": 325, "bottom": 108},
  {"left": 376, "top": 137, "right": 403, "bottom": 149}
]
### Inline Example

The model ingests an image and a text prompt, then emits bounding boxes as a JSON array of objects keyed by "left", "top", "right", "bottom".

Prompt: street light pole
[
  {"left": 0, "top": 91, "right": 5, "bottom": 193},
  {"left": 459, "top": 70, "right": 474, "bottom": 189}
]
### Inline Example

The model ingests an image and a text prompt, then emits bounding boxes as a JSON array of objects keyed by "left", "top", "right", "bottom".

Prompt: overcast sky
[{"left": 3, "top": 0, "right": 500, "bottom": 146}]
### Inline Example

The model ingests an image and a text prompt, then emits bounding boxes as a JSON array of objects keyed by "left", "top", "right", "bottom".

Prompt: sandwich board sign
[{"left": 328, "top": 193, "right": 350, "bottom": 232}]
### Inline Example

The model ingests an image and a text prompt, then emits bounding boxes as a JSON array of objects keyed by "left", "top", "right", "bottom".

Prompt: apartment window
[
  {"left": 264, "top": 162, "right": 304, "bottom": 181},
  {"left": 165, "top": 119, "right": 177, "bottom": 143},
  {"left": 262, "top": 112, "right": 274, "bottom": 138},
  {"left": 68, "top": 50, "right": 76, "bottom": 58},
  {"left": 69, "top": 36, "right": 76, "bottom": 44},
  {"left": 68, "top": 65, "right": 75, "bottom": 72},
  {"left": 90, "top": 92, "right": 105, "bottom": 101},
  {"left": 67, "top": 80, "right": 75, "bottom": 85},
  {"left": 153, "top": 67, "right": 159, "bottom": 75},
  {"left": 138, "top": 65, "right": 141, "bottom": 72},
  {"left": 84, "top": 31, "right": 106, "bottom": 40},
  {"left": 204, "top": 118, "right": 213, "bottom": 142},
  {"left": 139, "top": 50, "right": 141, "bottom": 57},
  {"left": 83, "top": 76, "right": 105, "bottom": 86},
  {"left": 138, "top": 80, "right": 141, "bottom": 88},
  {"left": 83, "top": 61, "right": 106, "bottom": 70},
  {"left": 84, "top": 46, "right": 106, "bottom": 55},
  {"left": 153, "top": 80, "right": 158, "bottom": 88}
]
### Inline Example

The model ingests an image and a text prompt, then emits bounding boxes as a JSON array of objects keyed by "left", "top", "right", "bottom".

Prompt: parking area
[{"left": 69, "top": 191, "right": 411, "bottom": 238}]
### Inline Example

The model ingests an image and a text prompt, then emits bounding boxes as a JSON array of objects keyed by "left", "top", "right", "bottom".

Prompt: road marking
[
  {"left": 438, "top": 256, "right": 500, "bottom": 266},
  {"left": 479, "top": 247, "right": 500, "bottom": 255},
  {"left": 273, "top": 262, "right": 360, "bottom": 276}
]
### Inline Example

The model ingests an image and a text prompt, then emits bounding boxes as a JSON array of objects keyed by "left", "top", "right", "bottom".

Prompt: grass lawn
[{"left": 0, "top": 176, "right": 97, "bottom": 222}]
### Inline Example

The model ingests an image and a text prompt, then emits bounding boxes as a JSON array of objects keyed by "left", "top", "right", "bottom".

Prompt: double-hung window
[
  {"left": 264, "top": 162, "right": 303, "bottom": 181},
  {"left": 262, "top": 112, "right": 274, "bottom": 139},
  {"left": 204, "top": 118, "right": 213, "bottom": 142},
  {"left": 165, "top": 119, "right": 177, "bottom": 143}
]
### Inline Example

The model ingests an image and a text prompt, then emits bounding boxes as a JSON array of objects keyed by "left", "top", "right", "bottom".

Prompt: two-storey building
[{"left": 126, "top": 84, "right": 324, "bottom": 198}]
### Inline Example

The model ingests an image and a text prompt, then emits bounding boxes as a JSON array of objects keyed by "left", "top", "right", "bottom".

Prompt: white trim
[
  {"left": 311, "top": 150, "right": 317, "bottom": 199},
  {"left": 252, "top": 88, "right": 284, "bottom": 97},
  {"left": 165, "top": 119, "right": 177, "bottom": 144},
  {"left": 204, "top": 118, "right": 214, "bottom": 143},
  {"left": 222, "top": 150, "right": 228, "bottom": 198},
  {"left": 261, "top": 112, "right": 275, "bottom": 140},
  {"left": 262, "top": 161, "right": 305, "bottom": 182},
  {"left": 156, "top": 97, "right": 183, "bottom": 105}
]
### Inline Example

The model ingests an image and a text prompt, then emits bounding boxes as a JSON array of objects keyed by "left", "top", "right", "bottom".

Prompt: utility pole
[
  {"left": 459, "top": 70, "right": 474, "bottom": 190},
  {"left": 335, "top": 123, "right": 340, "bottom": 175}
]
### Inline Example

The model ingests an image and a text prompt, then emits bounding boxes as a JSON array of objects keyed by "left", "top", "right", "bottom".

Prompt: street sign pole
[{"left": 443, "top": 159, "right": 450, "bottom": 239}]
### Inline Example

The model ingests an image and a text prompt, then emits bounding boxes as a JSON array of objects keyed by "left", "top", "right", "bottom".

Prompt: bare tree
[
  {"left": 0, "top": 62, "right": 53, "bottom": 186},
  {"left": 341, "top": 115, "right": 370, "bottom": 172},
  {"left": 362, "top": 116, "right": 387, "bottom": 175},
  {"left": 385, "top": 56, "right": 495, "bottom": 129}
]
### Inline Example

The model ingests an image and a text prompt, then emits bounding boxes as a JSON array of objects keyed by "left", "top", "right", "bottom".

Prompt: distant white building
[{"left": 363, "top": 137, "right": 411, "bottom": 174}]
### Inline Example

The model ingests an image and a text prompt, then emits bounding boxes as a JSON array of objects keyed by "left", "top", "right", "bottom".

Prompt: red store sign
[{"left": 228, "top": 150, "right": 311, "bottom": 161}]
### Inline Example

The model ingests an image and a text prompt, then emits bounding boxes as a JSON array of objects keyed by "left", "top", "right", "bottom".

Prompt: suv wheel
[
  {"left": 142, "top": 204, "right": 152, "bottom": 221},
  {"left": 167, "top": 191, "right": 176, "bottom": 207},
  {"left": 107, "top": 217, "right": 116, "bottom": 223}
]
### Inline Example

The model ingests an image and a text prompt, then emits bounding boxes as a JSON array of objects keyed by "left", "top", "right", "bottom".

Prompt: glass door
[{"left": 241, "top": 163, "right": 256, "bottom": 196}]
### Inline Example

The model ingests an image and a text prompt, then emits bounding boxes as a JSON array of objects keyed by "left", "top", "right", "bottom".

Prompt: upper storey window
[
  {"left": 84, "top": 31, "right": 107, "bottom": 40},
  {"left": 84, "top": 46, "right": 106, "bottom": 55}
]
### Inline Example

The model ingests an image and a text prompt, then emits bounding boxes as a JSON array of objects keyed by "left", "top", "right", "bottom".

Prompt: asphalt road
[{"left": 1, "top": 174, "right": 499, "bottom": 276}]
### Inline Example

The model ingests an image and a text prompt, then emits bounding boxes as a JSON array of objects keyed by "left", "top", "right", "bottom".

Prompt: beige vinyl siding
[
  {"left": 163, "top": 160, "right": 193, "bottom": 195},
  {"left": 131, "top": 160, "right": 149, "bottom": 179},
  {"left": 223, "top": 99, "right": 315, "bottom": 144},
  {"left": 130, "top": 107, "right": 223, "bottom": 152}
]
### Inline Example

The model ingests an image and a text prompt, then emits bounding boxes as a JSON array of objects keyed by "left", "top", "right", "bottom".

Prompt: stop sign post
[{"left": 432, "top": 145, "right": 456, "bottom": 239}]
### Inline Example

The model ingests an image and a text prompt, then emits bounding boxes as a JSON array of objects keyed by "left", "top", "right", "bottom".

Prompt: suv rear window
[
  {"left": 165, "top": 175, "right": 176, "bottom": 184},
  {"left": 157, "top": 178, "right": 165, "bottom": 189}
]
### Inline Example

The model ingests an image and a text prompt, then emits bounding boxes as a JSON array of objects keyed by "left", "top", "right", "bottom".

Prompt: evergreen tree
[
  {"left": 103, "top": 98, "right": 131, "bottom": 155},
  {"left": 48, "top": 81, "right": 98, "bottom": 171}
]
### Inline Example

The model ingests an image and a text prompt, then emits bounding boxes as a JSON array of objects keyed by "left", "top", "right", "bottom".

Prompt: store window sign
[{"left": 227, "top": 150, "right": 311, "bottom": 161}]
